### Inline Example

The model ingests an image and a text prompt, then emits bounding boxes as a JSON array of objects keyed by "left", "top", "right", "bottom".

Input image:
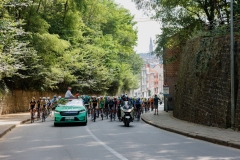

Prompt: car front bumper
[{"left": 54, "top": 111, "right": 87, "bottom": 123}]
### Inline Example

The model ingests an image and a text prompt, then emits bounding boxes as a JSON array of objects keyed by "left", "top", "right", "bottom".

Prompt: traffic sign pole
[{"left": 163, "top": 86, "right": 169, "bottom": 112}]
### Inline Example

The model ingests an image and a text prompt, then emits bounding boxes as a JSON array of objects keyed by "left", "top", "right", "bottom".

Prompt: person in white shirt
[{"left": 65, "top": 87, "right": 74, "bottom": 99}]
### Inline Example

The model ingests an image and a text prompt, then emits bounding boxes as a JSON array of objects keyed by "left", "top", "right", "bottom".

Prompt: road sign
[{"left": 163, "top": 86, "right": 169, "bottom": 96}]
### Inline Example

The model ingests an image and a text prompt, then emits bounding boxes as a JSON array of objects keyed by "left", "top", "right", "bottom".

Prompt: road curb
[
  {"left": 0, "top": 118, "right": 30, "bottom": 139},
  {"left": 141, "top": 115, "right": 240, "bottom": 150}
]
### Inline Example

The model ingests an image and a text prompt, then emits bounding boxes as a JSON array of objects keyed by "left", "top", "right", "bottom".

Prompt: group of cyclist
[
  {"left": 82, "top": 94, "right": 163, "bottom": 121},
  {"left": 28, "top": 95, "right": 60, "bottom": 122},
  {"left": 28, "top": 85, "right": 163, "bottom": 122}
]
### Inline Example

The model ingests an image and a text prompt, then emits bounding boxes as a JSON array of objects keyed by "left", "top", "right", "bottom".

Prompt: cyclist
[
  {"left": 135, "top": 98, "right": 142, "bottom": 120},
  {"left": 36, "top": 97, "right": 41, "bottom": 119},
  {"left": 117, "top": 96, "right": 122, "bottom": 120},
  {"left": 150, "top": 97, "right": 154, "bottom": 111},
  {"left": 99, "top": 96, "right": 105, "bottom": 119},
  {"left": 91, "top": 96, "right": 98, "bottom": 121},
  {"left": 108, "top": 97, "right": 115, "bottom": 121},
  {"left": 84, "top": 95, "right": 90, "bottom": 117},
  {"left": 41, "top": 97, "right": 47, "bottom": 120},
  {"left": 47, "top": 97, "right": 52, "bottom": 117},
  {"left": 104, "top": 96, "right": 109, "bottom": 118},
  {"left": 143, "top": 98, "right": 148, "bottom": 112},
  {"left": 29, "top": 97, "right": 36, "bottom": 118},
  {"left": 51, "top": 95, "right": 58, "bottom": 110}
]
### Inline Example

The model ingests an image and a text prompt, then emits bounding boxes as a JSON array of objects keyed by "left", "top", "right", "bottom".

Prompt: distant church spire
[{"left": 149, "top": 37, "right": 153, "bottom": 53}]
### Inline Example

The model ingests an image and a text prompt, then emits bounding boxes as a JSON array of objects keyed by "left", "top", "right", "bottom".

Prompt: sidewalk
[
  {"left": 0, "top": 113, "right": 30, "bottom": 138},
  {"left": 141, "top": 109, "right": 240, "bottom": 149}
]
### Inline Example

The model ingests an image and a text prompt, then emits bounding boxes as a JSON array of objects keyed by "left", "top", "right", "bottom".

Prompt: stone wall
[
  {"left": 0, "top": 90, "right": 64, "bottom": 115},
  {"left": 174, "top": 35, "right": 240, "bottom": 129},
  {"left": 235, "top": 39, "right": 240, "bottom": 130},
  {"left": 163, "top": 45, "right": 182, "bottom": 110}
]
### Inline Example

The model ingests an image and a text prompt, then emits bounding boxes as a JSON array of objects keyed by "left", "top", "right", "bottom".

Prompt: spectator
[{"left": 153, "top": 94, "right": 160, "bottom": 115}]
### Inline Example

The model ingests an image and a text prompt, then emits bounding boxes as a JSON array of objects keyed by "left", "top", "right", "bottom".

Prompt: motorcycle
[{"left": 120, "top": 101, "right": 134, "bottom": 127}]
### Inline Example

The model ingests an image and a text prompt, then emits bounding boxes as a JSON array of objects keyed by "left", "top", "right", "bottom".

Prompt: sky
[{"left": 114, "top": 0, "right": 161, "bottom": 53}]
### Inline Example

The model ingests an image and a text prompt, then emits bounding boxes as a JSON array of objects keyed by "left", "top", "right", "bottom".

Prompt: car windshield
[{"left": 62, "top": 99, "right": 84, "bottom": 107}]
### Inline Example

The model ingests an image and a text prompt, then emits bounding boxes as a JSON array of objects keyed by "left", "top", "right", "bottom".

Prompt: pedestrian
[
  {"left": 65, "top": 87, "right": 74, "bottom": 99},
  {"left": 153, "top": 94, "right": 160, "bottom": 115}
]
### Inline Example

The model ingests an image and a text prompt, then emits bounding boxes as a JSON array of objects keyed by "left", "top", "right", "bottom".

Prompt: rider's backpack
[
  {"left": 136, "top": 99, "right": 141, "bottom": 105},
  {"left": 109, "top": 100, "right": 114, "bottom": 106},
  {"left": 84, "top": 97, "right": 89, "bottom": 104}
]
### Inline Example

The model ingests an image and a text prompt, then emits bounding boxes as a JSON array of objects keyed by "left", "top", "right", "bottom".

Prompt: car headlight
[
  {"left": 79, "top": 109, "right": 86, "bottom": 113},
  {"left": 54, "top": 111, "right": 60, "bottom": 114}
]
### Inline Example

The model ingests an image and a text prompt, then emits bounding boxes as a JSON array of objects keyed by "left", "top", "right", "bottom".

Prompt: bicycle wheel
[
  {"left": 94, "top": 111, "right": 96, "bottom": 122},
  {"left": 106, "top": 110, "right": 108, "bottom": 119},
  {"left": 31, "top": 114, "right": 34, "bottom": 123},
  {"left": 42, "top": 111, "right": 45, "bottom": 122},
  {"left": 101, "top": 109, "right": 103, "bottom": 120},
  {"left": 113, "top": 110, "right": 116, "bottom": 121},
  {"left": 110, "top": 111, "right": 112, "bottom": 121}
]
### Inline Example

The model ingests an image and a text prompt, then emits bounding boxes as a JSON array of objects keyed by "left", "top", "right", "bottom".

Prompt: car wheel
[
  {"left": 54, "top": 123, "right": 58, "bottom": 127},
  {"left": 83, "top": 118, "right": 88, "bottom": 126}
]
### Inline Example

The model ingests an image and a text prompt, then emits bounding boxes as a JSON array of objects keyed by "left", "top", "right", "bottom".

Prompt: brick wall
[
  {"left": 0, "top": 90, "right": 64, "bottom": 115},
  {"left": 235, "top": 38, "right": 240, "bottom": 130},
  {"left": 174, "top": 35, "right": 240, "bottom": 129},
  {"left": 163, "top": 45, "right": 182, "bottom": 109}
]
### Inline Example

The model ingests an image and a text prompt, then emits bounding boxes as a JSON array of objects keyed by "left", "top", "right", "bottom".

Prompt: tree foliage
[
  {"left": 0, "top": 0, "right": 143, "bottom": 95},
  {"left": 132, "top": 0, "right": 238, "bottom": 57}
]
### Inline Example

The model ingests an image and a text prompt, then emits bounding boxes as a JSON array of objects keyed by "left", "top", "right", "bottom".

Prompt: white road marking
[{"left": 86, "top": 127, "right": 128, "bottom": 160}]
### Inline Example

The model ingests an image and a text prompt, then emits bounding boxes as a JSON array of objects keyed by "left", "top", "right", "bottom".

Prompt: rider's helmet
[
  {"left": 42, "top": 97, "right": 46, "bottom": 100},
  {"left": 53, "top": 95, "right": 57, "bottom": 98}
]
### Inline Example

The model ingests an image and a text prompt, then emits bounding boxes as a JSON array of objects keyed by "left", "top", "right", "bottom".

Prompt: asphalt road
[{"left": 0, "top": 108, "right": 240, "bottom": 160}]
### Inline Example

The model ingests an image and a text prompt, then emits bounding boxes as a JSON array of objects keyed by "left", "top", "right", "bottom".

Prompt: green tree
[
  {"left": 0, "top": 0, "right": 142, "bottom": 95},
  {"left": 132, "top": 0, "right": 236, "bottom": 57}
]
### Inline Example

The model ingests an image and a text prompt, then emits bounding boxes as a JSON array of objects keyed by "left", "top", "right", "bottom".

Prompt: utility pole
[{"left": 230, "top": 0, "right": 235, "bottom": 128}]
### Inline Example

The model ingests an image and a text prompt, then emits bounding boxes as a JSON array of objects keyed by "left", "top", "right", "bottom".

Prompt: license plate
[
  {"left": 65, "top": 116, "right": 74, "bottom": 120},
  {"left": 125, "top": 116, "right": 130, "bottom": 119}
]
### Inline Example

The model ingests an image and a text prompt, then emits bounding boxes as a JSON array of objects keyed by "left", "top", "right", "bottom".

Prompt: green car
[{"left": 54, "top": 99, "right": 87, "bottom": 126}]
